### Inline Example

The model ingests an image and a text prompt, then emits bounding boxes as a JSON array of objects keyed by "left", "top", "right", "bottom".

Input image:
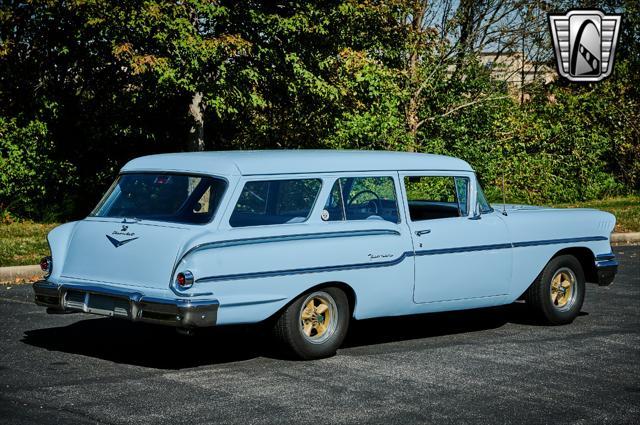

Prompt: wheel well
[
  {"left": 308, "top": 281, "right": 357, "bottom": 317},
  {"left": 266, "top": 281, "right": 357, "bottom": 323},
  {"left": 552, "top": 247, "right": 597, "bottom": 283}
]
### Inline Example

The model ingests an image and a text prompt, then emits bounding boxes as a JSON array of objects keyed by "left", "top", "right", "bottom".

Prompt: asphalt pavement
[{"left": 0, "top": 246, "right": 638, "bottom": 424}]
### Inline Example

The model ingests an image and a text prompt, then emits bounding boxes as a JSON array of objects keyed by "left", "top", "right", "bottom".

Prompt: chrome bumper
[
  {"left": 33, "top": 280, "right": 219, "bottom": 328},
  {"left": 595, "top": 253, "right": 618, "bottom": 286}
]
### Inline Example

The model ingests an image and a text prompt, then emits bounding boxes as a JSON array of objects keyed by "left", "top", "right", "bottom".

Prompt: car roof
[{"left": 121, "top": 150, "right": 474, "bottom": 176}]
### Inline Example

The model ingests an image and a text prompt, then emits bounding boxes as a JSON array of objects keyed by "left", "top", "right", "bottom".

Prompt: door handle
[{"left": 415, "top": 229, "right": 431, "bottom": 237}]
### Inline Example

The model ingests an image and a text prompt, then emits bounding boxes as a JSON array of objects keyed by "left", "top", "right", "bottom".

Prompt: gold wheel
[
  {"left": 550, "top": 267, "right": 577, "bottom": 311},
  {"left": 299, "top": 291, "right": 338, "bottom": 344}
]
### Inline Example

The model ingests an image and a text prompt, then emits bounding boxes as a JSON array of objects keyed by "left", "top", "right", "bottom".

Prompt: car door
[{"left": 400, "top": 173, "right": 512, "bottom": 304}]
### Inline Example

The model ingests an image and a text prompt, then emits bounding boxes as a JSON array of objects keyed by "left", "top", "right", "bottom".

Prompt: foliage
[
  {"left": 0, "top": 118, "right": 76, "bottom": 220},
  {"left": 452, "top": 79, "right": 632, "bottom": 204},
  {"left": 325, "top": 48, "right": 411, "bottom": 151},
  {"left": 0, "top": 0, "right": 637, "bottom": 221}
]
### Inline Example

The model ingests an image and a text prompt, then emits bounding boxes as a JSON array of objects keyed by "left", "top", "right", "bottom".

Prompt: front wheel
[
  {"left": 273, "top": 287, "right": 350, "bottom": 359},
  {"left": 526, "top": 254, "right": 585, "bottom": 325}
]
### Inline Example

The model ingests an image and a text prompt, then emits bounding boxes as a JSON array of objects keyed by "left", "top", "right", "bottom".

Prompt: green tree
[
  {"left": 107, "top": 1, "right": 257, "bottom": 151},
  {"left": 0, "top": 0, "right": 637, "bottom": 221},
  {"left": 0, "top": 118, "right": 76, "bottom": 219}
]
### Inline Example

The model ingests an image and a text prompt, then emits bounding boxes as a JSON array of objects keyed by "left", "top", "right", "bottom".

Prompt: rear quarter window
[{"left": 229, "top": 179, "right": 322, "bottom": 227}]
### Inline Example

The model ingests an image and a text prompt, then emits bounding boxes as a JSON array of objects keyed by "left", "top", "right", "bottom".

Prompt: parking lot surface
[{"left": 0, "top": 245, "right": 638, "bottom": 424}]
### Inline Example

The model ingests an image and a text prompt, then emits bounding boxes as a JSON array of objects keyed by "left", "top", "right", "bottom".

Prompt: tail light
[
  {"left": 176, "top": 270, "right": 194, "bottom": 288},
  {"left": 40, "top": 256, "right": 52, "bottom": 277}
]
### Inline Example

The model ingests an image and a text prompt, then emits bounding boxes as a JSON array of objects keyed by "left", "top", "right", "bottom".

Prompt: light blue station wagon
[{"left": 33, "top": 150, "right": 618, "bottom": 359}]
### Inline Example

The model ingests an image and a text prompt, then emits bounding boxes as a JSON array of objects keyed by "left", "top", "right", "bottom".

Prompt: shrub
[{"left": 0, "top": 117, "right": 77, "bottom": 220}]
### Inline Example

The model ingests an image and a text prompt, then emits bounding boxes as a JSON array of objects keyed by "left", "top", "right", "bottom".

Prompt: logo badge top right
[{"left": 549, "top": 10, "right": 622, "bottom": 82}]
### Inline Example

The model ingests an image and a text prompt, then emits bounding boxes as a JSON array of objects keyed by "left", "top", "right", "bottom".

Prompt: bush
[
  {"left": 0, "top": 117, "right": 77, "bottom": 221},
  {"left": 418, "top": 71, "right": 638, "bottom": 205}
]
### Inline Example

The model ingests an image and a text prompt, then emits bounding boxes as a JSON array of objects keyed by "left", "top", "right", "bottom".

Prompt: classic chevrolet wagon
[{"left": 34, "top": 150, "right": 618, "bottom": 359}]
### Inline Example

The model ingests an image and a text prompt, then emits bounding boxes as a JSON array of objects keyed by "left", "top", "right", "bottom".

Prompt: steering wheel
[{"left": 347, "top": 190, "right": 381, "bottom": 214}]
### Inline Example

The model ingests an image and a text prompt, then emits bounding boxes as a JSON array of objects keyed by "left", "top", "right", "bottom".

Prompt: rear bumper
[
  {"left": 595, "top": 253, "right": 618, "bottom": 286},
  {"left": 33, "top": 280, "right": 219, "bottom": 328}
]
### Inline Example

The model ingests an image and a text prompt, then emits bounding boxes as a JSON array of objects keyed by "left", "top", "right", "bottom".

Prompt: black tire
[
  {"left": 273, "top": 287, "right": 350, "bottom": 360},
  {"left": 526, "top": 254, "right": 585, "bottom": 325}
]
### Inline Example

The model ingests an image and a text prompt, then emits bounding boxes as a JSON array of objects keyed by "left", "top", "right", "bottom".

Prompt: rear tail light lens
[
  {"left": 176, "top": 270, "right": 194, "bottom": 288},
  {"left": 40, "top": 256, "right": 52, "bottom": 276}
]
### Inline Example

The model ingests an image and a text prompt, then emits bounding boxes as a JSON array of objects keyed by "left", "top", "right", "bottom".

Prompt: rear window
[
  {"left": 229, "top": 179, "right": 322, "bottom": 227},
  {"left": 90, "top": 173, "right": 227, "bottom": 225}
]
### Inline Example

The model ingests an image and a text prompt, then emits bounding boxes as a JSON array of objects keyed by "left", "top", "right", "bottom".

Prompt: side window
[
  {"left": 230, "top": 179, "right": 321, "bottom": 227},
  {"left": 322, "top": 176, "right": 399, "bottom": 223},
  {"left": 404, "top": 176, "right": 469, "bottom": 221},
  {"left": 234, "top": 181, "right": 269, "bottom": 214},
  {"left": 275, "top": 179, "right": 321, "bottom": 216}
]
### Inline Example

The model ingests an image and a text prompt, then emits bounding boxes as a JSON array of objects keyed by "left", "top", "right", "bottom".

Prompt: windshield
[{"left": 90, "top": 173, "right": 227, "bottom": 225}]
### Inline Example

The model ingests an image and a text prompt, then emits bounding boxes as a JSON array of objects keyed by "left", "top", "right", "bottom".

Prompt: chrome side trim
[
  {"left": 512, "top": 236, "right": 607, "bottom": 248},
  {"left": 177, "top": 229, "right": 401, "bottom": 263},
  {"left": 196, "top": 252, "right": 412, "bottom": 283},
  {"left": 223, "top": 298, "right": 288, "bottom": 308},
  {"left": 194, "top": 235, "right": 608, "bottom": 283},
  {"left": 414, "top": 243, "right": 512, "bottom": 256},
  {"left": 171, "top": 229, "right": 402, "bottom": 291}
]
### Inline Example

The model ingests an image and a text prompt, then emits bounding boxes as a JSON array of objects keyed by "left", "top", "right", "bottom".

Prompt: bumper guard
[{"left": 595, "top": 253, "right": 618, "bottom": 287}]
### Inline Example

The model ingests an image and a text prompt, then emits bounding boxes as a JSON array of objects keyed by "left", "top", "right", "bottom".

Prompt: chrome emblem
[
  {"left": 549, "top": 10, "right": 621, "bottom": 82},
  {"left": 106, "top": 235, "right": 139, "bottom": 248}
]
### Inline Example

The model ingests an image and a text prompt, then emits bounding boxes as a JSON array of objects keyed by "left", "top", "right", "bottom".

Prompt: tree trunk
[
  {"left": 405, "top": 95, "right": 419, "bottom": 152},
  {"left": 187, "top": 91, "right": 205, "bottom": 152},
  {"left": 404, "top": 1, "right": 426, "bottom": 152}
]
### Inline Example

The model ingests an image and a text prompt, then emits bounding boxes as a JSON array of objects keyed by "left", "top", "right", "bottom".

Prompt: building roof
[{"left": 121, "top": 150, "right": 474, "bottom": 176}]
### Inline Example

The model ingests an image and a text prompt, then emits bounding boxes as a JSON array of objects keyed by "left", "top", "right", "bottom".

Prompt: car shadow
[
  {"left": 343, "top": 302, "right": 587, "bottom": 348},
  {"left": 22, "top": 303, "right": 586, "bottom": 369},
  {"left": 22, "top": 319, "right": 267, "bottom": 369}
]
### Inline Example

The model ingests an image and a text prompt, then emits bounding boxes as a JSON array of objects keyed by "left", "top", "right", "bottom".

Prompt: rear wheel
[
  {"left": 526, "top": 255, "right": 585, "bottom": 325},
  {"left": 273, "top": 287, "right": 350, "bottom": 359}
]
